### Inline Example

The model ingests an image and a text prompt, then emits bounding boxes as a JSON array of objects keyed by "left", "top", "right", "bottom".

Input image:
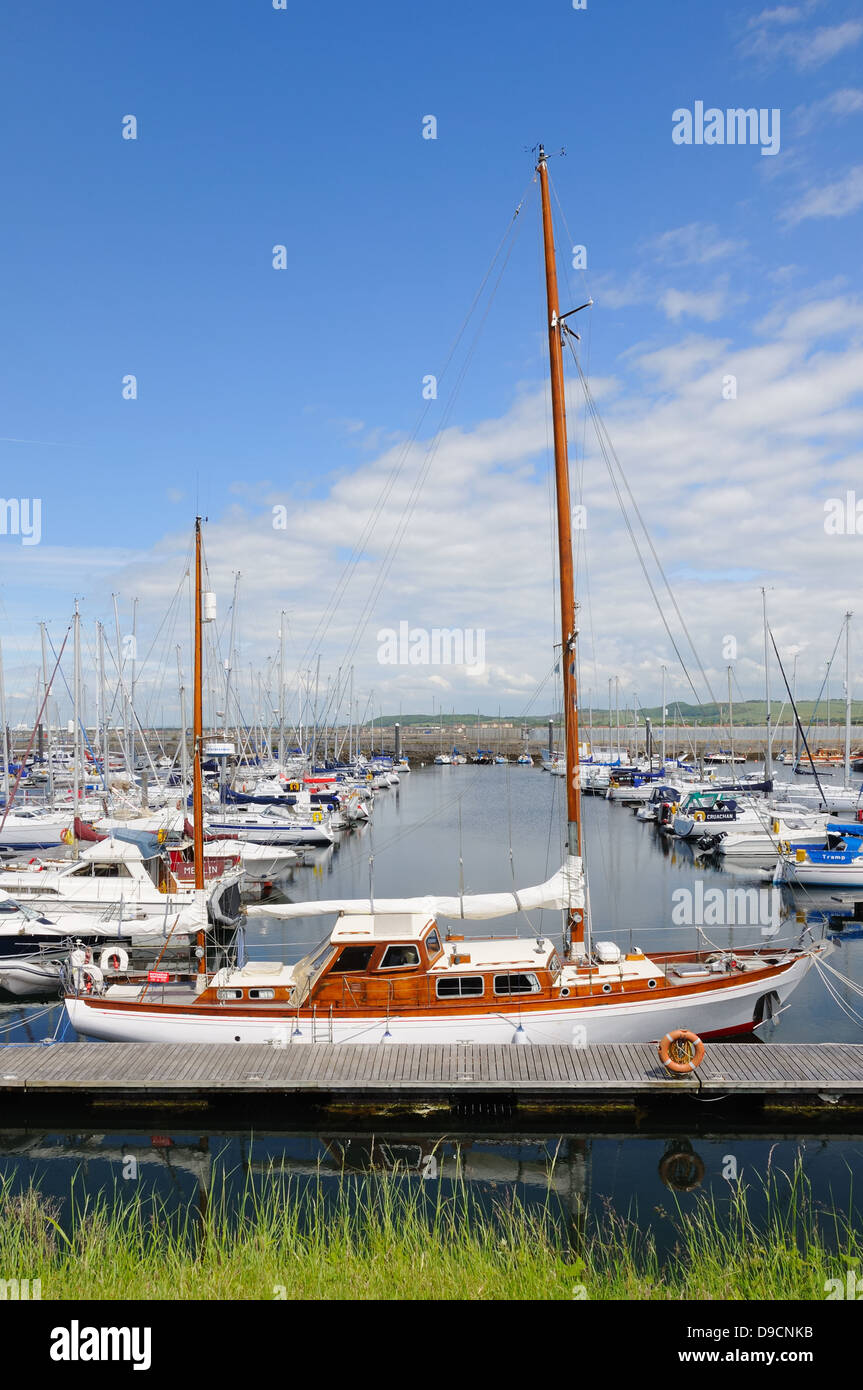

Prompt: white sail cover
[{"left": 245, "top": 856, "right": 584, "bottom": 921}]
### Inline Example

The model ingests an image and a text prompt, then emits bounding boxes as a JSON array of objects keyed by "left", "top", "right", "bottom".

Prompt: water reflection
[{"left": 1, "top": 1124, "right": 859, "bottom": 1259}]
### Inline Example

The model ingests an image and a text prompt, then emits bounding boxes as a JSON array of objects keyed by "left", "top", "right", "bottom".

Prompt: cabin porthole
[
  {"left": 602, "top": 982, "right": 612, "bottom": 994},
  {"left": 647, "top": 979, "right": 657, "bottom": 990},
  {"left": 234, "top": 1035, "right": 241, "bottom": 1042},
  {"left": 560, "top": 987, "right": 570, "bottom": 998}
]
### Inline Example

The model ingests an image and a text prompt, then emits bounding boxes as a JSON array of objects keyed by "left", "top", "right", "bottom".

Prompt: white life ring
[
  {"left": 71, "top": 964, "right": 105, "bottom": 995},
  {"left": 98, "top": 946, "right": 129, "bottom": 973},
  {"left": 69, "top": 946, "right": 93, "bottom": 968}
]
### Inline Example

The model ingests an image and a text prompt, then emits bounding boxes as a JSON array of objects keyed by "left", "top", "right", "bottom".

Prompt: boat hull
[{"left": 66, "top": 953, "right": 814, "bottom": 1046}]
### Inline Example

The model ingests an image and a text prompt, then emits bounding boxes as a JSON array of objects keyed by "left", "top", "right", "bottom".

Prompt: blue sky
[{"left": 1, "top": 0, "right": 863, "bottom": 725}]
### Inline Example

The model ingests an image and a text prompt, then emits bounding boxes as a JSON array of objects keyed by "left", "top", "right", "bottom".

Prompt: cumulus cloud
[{"left": 4, "top": 290, "right": 863, "bottom": 726}]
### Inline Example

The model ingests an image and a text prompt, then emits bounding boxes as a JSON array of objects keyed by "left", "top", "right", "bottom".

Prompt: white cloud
[
  {"left": 793, "top": 87, "right": 863, "bottom": 134},
  {"left": 650, "top": 223, "right": 744, "bottom": 266},
  {"left": 799, "top": 20, "right": 863, "bottom": 68},
  {"left": 782, "top": 164, "right": 863, "bottom": 223},
  {"left": 5, "top": 291, "right": 863, "bottom": 723},
  {"left": 660, "top": 288, "right": 730, "bottom": 322},
  {"left": 740, "top": 6, "right": 863, "bottom": 70}
]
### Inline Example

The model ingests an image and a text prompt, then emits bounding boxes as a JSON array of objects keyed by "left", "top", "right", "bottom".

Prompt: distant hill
[{"left": 368, "top": 700, "right": 863, "bottom": 729}]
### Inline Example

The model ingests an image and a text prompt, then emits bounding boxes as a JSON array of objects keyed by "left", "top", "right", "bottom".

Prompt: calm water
[{"left": 2, "top": 764, "right": 862, "bottom": 1248}]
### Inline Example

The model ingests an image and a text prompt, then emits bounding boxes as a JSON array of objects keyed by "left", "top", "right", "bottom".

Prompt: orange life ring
[{"left": 658, "top": 1028, "right": 705, "bottom": 1073}]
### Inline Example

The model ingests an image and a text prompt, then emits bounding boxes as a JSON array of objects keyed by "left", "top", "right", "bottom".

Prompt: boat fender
[
  {"left": 98, "top": 946, "right": 129, "bottom": 972},
  {"left": 658, "top": 1028, "right": 705, "bottom": 1074}
]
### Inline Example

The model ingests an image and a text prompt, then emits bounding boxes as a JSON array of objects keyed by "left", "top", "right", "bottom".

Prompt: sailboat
[{"left": 65, "top": 149, "right": 828, "bottom": 1046}]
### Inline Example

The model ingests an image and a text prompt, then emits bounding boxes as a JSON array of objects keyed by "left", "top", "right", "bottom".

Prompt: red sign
[{"left": 147, "top": 970, "right": 170, "bottom": 983}]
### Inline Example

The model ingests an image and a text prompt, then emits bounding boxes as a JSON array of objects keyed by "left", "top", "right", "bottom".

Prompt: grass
[{"left": 0, "top": 1156, "right": 858, "bottom": 1300}]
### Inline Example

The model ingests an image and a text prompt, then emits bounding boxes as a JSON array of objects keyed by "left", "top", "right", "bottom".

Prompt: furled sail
[{"left": 246, "top": 855, "right": 584, "bottom": 920}]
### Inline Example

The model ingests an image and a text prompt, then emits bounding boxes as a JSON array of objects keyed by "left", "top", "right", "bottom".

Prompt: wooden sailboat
[{"left": 65, "top": 151, "right": 829, "bottom": 1046}]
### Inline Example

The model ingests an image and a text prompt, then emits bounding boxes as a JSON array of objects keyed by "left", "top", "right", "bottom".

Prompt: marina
[{"left": 3, "top": 2, "right": 863, "bottom": 1323}]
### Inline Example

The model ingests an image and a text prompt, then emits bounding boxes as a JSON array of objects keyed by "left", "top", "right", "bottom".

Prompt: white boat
[
  {"left": 779, "top": 782, "right": 863, "bottom": 816},
  {"left": 672, "top": 791, "right": 767, "bottom": 840},
  {"left": 773, "top": 840, "right": 863, "bottom": 888},
  {"left": 204, "top": 805, "right": 334, "bottom": 846},
  {"left": 0, "top": 836, "right": 243, "bottom": 930},
  {"left": 705, "top": 807, "right": 828, "bottom": 858},
  {"left": 0, "top": 952, "right": 64, "bottom": 998},
  {"left": 0, "top": 808, "right": 74, "bottom": 850}
]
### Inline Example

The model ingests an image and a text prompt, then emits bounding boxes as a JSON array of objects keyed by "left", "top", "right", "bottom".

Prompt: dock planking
[{"left": 1, "top": 1041, "right": 863, "bottom": 1114}]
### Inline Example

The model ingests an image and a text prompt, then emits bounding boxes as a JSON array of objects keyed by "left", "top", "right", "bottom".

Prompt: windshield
[{"left": 294, "top": 933, "right": 336, "bottom": 979}]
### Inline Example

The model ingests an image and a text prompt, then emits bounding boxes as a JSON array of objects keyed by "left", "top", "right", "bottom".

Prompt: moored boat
[{"left": 64, "top": 148, "right": 826, "bottom": 1047}]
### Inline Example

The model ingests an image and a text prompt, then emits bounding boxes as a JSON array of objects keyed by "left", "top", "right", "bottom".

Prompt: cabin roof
[
  {"left": 78, "top": 838, "right": 148, "bottom": 864},
  {"left": 435, "top": 937, "right": 557, "bottom": 970},
  {"left": 331, "top": 912, "right": 435, "bottom": 942}
]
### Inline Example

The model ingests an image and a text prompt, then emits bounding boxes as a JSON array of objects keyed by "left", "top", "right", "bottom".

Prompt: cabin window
[
  {"left": 92, "top": 863, "right": 132, "bottom": 878},
  {"left": 436, "top": 975, "right": 484, "bottom": 998},
  {"left": 548, "top": 952, "right": 562, "bottom": 981},
  {"left": 493, "top": 973, "right": 541, "bottom": 996},
  {"left": 249, "top": 988, "right": 275, "bottom": 1000},
  {"left": 379, "top": 944, "right": 420, "bottom": 970},
  {"left": 330, "top": 946, "right": 375, "bottom": 973},
  {"left": 425, "top": 929, "right": 442, "bottom": 958},
  {"left": 217, "top": 988, "right": 243, "bottom": 1000}
]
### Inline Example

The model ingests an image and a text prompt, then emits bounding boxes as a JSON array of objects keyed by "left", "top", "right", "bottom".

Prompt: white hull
[
  {"left": 205, "top": 817, "right": 333, "bottom": 846},
  {"left": 0, "top": 959, "right": 63, "bottom": 997},
  {"left": 204, "top": 839, "right": 297, "bottom": 879},
  {"left": 66, "top": 954, "right": 814, "bottom": 1046},
  {"left": 0, "top": 816, "right": 73, "bottom": 850},
  {"left": 715, "top": 829, "right": 826, "bottom": 857},
  {"left": 775, "top": 856, "right": 863, "bottom": 887}
]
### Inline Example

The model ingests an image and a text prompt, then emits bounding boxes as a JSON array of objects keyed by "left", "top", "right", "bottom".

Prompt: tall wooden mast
[
  {"left": 193, "top": 517, "right": 206, "bottom": 969},
  {"left": 537, "top": 145, "right": 585, "bottom": 954}
]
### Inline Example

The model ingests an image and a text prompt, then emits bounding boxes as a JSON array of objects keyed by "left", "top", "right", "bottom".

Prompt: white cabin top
[
  {"left": 79, "top": 839, "right": 149, "bottom": 864},
  {"left": 331, "top": 912, "right": 435, "bottom": 942}
]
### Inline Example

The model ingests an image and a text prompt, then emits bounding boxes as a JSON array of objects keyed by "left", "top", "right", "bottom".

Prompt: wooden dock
[{"left": 2, "top": 1041, "right": 863, "bottom": 1119}]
